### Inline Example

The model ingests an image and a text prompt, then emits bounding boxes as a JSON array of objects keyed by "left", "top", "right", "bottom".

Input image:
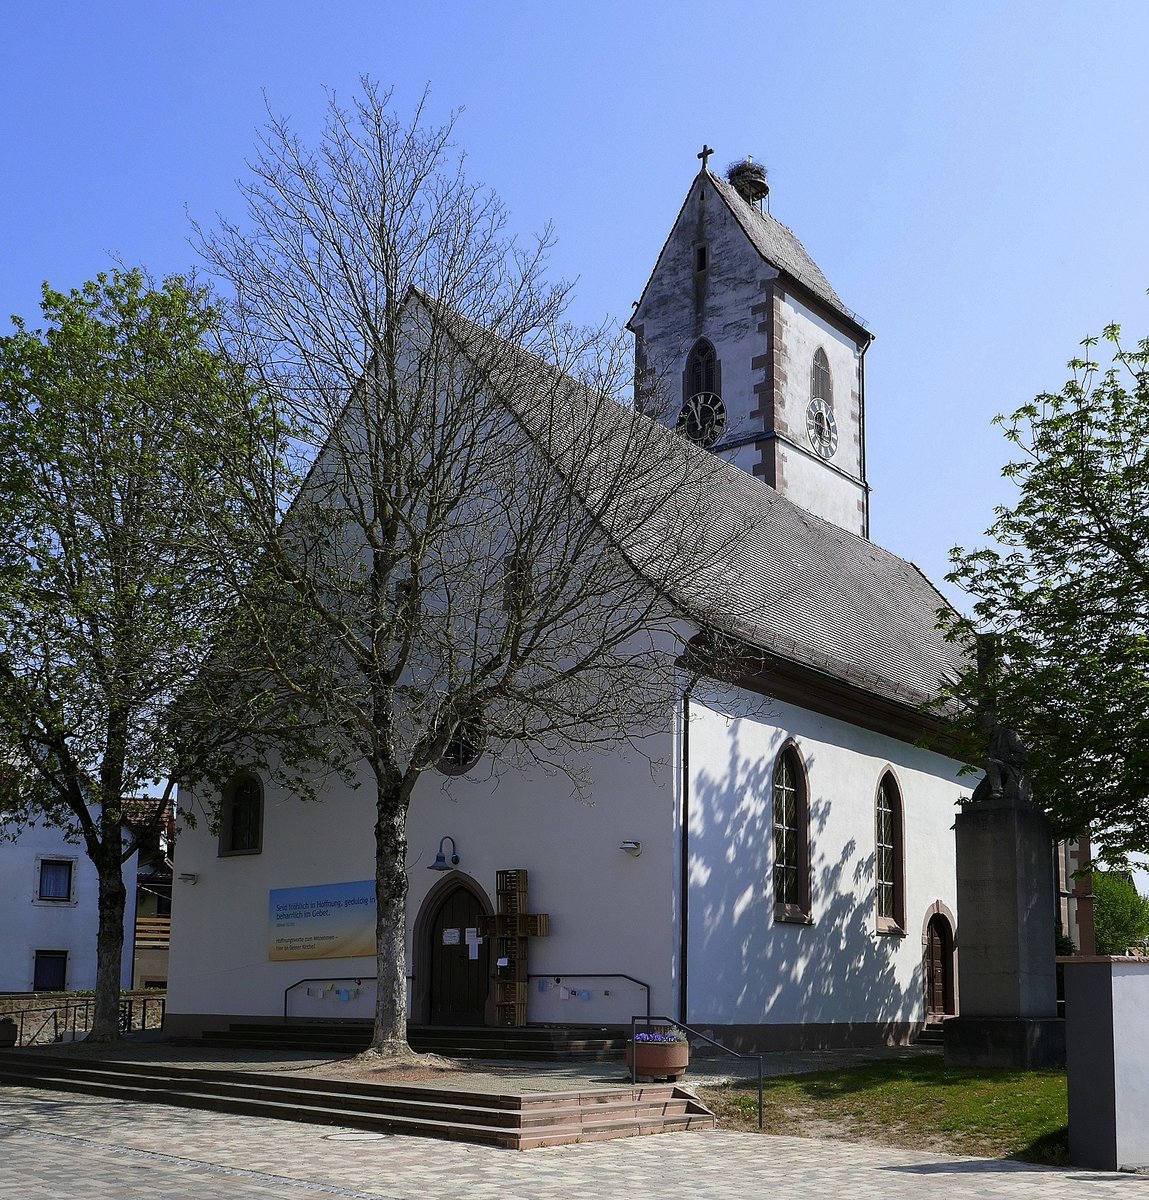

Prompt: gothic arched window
[
  {"left": 219, "top": 773, "right": 263, "bottom": 856},
  {"left": 678, "top": 339, "right": 726, "bottom": 448},
  {"left": 875, "top": 772, "right": 905, "bottom": 933},
  {"left": 807, "top": 347, "right": 837, "bottom": 459},
  {"left": 811, "top": 347, "right": 832, "bottom": 406},
  {"left": 773, "top": 745, "right": 811, "bottom": 922},
  {"left": 688, "top": 339, "right": 717, "bottom": 398}
]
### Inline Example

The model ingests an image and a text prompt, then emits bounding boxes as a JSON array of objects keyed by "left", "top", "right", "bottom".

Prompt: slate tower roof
[{"left": 630, "top": 167, "right": 868, "bottom": 341}]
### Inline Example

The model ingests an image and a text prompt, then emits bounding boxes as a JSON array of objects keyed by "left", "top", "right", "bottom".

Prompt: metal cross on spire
[{"left": 697, "top": 144, "right": 714, "bottom": 172}]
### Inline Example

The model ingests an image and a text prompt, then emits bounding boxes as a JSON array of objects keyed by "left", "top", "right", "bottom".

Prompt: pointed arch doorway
[
  {"left": 923, "top": 905, "right": 956, "bottom": 1018},
  {"left": 412, "top": 873, "right": 493, "bottom": 1026}
]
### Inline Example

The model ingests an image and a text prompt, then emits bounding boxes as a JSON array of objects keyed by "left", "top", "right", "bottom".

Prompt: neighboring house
[
  {"left": 1058, "top": 836, "right": 1096, "bottom": 956},
  {"left": 0, "top": 819, "right": 136, "bottom": 993},
  {"left": 128, "top": 799, "right": 174, "bottom": 989},
  {"left": 166, "top": 156, "right": 970, "bottom": 1049}
]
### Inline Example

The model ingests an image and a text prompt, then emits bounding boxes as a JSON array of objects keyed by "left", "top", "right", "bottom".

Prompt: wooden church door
[
  {"left": 428, "top": 884, "right": 490, "bottom": 1025},
  {"left": 925, "top": 914, "right": 954, "bottom": 1017}
]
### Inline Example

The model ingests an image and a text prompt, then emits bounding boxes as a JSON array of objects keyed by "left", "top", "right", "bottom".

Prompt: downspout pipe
[
  {"left": 859, "top": 331, "right": 874, "bottom": 539},
  {"left": 678, "top": 683, "right": 695, "bottom": 1026}
]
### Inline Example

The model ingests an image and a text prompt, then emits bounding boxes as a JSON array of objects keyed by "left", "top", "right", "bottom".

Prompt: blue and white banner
[{"left": 268, "top": 880, "right": 376, "bottom": 961}]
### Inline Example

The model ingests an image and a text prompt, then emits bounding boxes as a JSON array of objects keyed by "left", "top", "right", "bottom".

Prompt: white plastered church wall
[
  {"left": 683, "top": 693, "right": 962, "bottom": 1028},
  {"left": 167, "top": 716, "right": 681, "bottom": 1028},
  {"left": 773, "top": 290, "right": 867, "bottom": 533},
  {"left": 167, "top": 770, "right": 376, "bottom": 1024}
]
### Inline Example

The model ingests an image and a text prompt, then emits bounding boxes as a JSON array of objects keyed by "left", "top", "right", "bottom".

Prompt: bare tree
[{"left": 196, "top": 81, "right": 746, "bottom": 1056}]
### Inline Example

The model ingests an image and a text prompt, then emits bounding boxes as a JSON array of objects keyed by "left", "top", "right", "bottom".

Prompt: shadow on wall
[{"left": 686, "top": 720, "right": 920, "bottom": 1036}]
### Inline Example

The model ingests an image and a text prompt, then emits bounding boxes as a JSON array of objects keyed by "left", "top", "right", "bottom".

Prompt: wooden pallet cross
[{"left": 477, "top": 869, "right": 549, "bottom": 1026}]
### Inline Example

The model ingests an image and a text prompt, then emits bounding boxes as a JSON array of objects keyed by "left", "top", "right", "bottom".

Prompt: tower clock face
[
  {"left": 677, "top": 392, "right": 727, "bottom": 449},
  {"left": 806, "top": 398, "right": 838, "bottom": 459}
]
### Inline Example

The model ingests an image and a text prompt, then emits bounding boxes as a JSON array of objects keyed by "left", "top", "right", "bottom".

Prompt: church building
[{"left": 165, "top": 153, "right": 967, "bottom": 1049}]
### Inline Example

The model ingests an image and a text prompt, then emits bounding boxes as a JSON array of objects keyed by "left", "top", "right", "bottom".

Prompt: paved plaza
[{"left": 3, "top": 1082, "right": 1149, "bottom": 1200}]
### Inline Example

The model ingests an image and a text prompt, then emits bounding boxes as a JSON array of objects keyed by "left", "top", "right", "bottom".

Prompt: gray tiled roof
[
  {"left": 425, "top": 294, "right": 962, "bottom": 712},
  {"left": 675, "top": 458, "right": 965, "bottom": 708},
  {"left": 707, "top": 172, "right": 863, "bottom": 331}
]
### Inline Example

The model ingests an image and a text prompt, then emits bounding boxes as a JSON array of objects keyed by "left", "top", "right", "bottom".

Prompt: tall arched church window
[
  {"left": 773, "top": 746, "right": 811, "bottom": 922},
  {"left": 218, "top": 773, "right": 263, "bottom": 856},
  {"left": 811, "top": 347, "right": 832, "bottom": 405},
  {"left": 806, "top": 347, "right": 838, "bottom": 460},
  {"left": 677, "top": 339, "right": 726, "bottom": 449},
  {"left": 689, "top": 340, "right": 717, "bottom": 397},
  {"left": 875, "top": 773, "right": 905, "bottom": 933}
]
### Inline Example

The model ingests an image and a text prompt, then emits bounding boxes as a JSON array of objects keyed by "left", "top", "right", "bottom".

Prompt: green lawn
[{"left": 698, "top": 1055, "right": 1068, "bottom": 1164}]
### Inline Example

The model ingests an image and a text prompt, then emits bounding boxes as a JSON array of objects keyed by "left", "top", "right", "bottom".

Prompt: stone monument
[{"left": 943, "top": 712, "right": 1066, "bottom": 1068}]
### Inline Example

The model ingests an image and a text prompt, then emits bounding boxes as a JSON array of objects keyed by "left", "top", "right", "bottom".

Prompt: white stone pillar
[{"left": 1063, "top": 956, "right": 1149, "bottom": 1171}]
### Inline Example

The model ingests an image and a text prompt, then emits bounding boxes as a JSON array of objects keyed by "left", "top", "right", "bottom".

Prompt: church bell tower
[{"left": 628, "top": 149, "right": 873, "bottom": 538}]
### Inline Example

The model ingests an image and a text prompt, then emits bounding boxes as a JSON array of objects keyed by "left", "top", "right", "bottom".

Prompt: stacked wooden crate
[{"left": 487, "top": 870, "right": 549, "bottom": 1026}]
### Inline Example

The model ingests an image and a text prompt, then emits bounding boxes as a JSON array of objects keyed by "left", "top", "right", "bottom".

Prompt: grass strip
[{"left": 698, "top": 1054, "right": 1068, "bottom": 1164}]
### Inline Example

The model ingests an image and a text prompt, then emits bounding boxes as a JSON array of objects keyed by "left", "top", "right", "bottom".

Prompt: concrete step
[
  {"left": 198, "top": 1022, "right": 629, "bottom": 1061},
  {"left": 0, "top": 1051, "right": 714, "bottom": 1149}
]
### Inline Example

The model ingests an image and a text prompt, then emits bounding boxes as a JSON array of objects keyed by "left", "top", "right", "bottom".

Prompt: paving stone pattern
[{"left": 2, "top": 1087, "right": 1148, "bottom": 1200}]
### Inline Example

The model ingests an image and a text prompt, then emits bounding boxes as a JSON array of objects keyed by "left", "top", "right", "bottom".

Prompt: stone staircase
[
  {"left": 915, "top": 1020, "right": 946, "bottom": 1047},
  {"left": 198, "top": 1021, "right": 629, "bottom": 1061},
  {"left": 0, "top": 1051, "right": 713, "bottom": 1149}
]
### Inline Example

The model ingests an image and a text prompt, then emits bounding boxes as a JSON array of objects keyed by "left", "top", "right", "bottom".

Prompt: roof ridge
[{"left": 707, "top": 172, "right": 865, "bottom": 332}]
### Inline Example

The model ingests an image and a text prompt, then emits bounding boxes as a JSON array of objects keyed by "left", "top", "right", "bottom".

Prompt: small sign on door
[{"left": 441, "top": 927, "right": 461, "bottom": 946}]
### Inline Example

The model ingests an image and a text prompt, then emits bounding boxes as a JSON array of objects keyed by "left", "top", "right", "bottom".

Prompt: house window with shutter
[{"left": 33, "top": 950, "right": 68, "bottom": 991}]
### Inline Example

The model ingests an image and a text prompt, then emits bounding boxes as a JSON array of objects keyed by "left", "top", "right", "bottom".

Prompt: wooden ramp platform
[{"left": 0, "top": 1051, "right": 715, "bottom": 1150}]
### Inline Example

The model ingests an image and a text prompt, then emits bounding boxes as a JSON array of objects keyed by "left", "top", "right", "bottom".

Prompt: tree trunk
[
  {"left": 89, "top": 847, "right": 128, "bottom": 1042},
  {"left": 372, "top": 776, "right": 410, "bottom": 1053}
]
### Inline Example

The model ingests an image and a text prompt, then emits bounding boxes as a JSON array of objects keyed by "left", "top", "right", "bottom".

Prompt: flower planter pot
[{"left": 625, "top": 1038, "right": 689, "bottom": 1082}]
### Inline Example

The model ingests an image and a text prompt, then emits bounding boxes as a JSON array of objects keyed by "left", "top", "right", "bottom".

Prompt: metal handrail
[
  {"left": 1, "top": 996, "right": 165, "bottom": 1047},
  {"left": 529, "top": 973, "right": 651, "bottom": 1022},
  {"left": 631, "top": 1014, "right": 765, "bottom": 1128},
  {"left": 13, "top": 999, "right": 93, "bottom": 1046},
  {"left": 283, "top": 972, "right": 650, "bottom": 1024},
  {"left": 283, "top": 975, "right": 401, "bottom": 1020}
]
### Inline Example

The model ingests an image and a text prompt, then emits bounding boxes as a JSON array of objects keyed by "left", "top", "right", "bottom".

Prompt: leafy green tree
[
  {"left": 1092, "top": 871, "right": 1149, "bottom": 955},
  {"left": 0, "top": 270, "right": 320, "bottom": 1041},
  {"left": 944, "top": 322, "right": 1149, "bottom": 864}
]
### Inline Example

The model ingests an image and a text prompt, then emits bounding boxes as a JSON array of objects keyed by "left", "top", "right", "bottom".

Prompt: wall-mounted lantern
[{"left": 428, "top": 836, "right": 460, "bottom": 871}]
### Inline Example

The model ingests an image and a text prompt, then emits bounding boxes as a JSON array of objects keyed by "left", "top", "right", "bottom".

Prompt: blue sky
[{"left": 3, "top": 1, "right": 1149, "bottom": 604}]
